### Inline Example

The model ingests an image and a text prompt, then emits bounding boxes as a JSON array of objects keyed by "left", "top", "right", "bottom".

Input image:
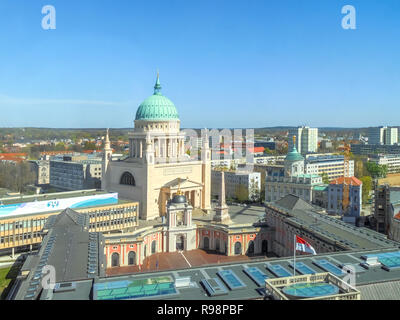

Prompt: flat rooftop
[
  {"left": 271, "top": 195, "right": 399, "bottom": 250},
  {"left": 193, "top": 204, "right": 265, "bottom": 226},
  {"left": 49, "top": 246, "right": 400, "bottom": 300},
  {"left": 0, "top": 189, "right": 107, "bottom": 205}
]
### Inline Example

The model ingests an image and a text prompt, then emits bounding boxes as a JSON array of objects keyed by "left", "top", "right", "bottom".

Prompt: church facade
[
  {"left": 102, "top": 74, "right": 211, "bottom": 221},
  {"left": 103, "top": 191, "right": 271, "bottom": 269}
]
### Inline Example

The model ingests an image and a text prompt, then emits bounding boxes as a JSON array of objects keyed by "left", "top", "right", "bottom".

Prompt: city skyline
[{"left": 1, "top": 0, "right": 400, "bottom": 129}]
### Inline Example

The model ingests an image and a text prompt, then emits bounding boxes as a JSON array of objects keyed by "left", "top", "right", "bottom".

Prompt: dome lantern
[{"left": 135, "top": 72, "right": 180, "bottom": 121}]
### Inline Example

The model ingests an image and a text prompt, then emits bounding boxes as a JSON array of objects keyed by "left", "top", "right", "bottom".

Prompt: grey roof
[
  {"left": 85, "top": 247, "right": 400, "bottom": 301},
  {"left": 274, "top": 194, "right": 315, "bottom": 211},
  {"left": 390, "top": 190, "right": 400, "bottom": 206},
  {"left": 193, "top": 204, "right": 266, "bottom": 226},
  {"left": 271, "top": 195, "right": 400, "bottom": 250},
  {"left": 358, "top": 280, "right": 400, "bottom": 300},
  {"left": 12, "top": 208, "right": 105, "bottom": 300}
]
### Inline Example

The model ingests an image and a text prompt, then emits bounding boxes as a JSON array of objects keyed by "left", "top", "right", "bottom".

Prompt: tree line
[{"left": 0, "top": 162, "right": 36, "bottom": 193}]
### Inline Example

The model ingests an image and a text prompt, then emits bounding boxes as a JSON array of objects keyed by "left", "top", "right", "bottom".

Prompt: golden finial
[
  {"left": 293, "top": 135, "right": 296, "bottom": 145},
  {"left": 177, "top": 178, "right": 183, "bottom": 195}
]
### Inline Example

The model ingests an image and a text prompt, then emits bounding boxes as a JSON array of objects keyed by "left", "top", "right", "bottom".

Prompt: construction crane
[{"left": 342, "top": 143, "right": 351, "bottom": 216}]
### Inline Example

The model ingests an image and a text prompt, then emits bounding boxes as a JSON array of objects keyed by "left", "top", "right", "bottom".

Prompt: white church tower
[{"left": 101, "top": 128, "right": 113, "bottom": 190}]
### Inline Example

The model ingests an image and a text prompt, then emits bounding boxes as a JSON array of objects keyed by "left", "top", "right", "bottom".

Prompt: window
[{"left": 120, "top": 172, "right": 135, "bottom": 186}]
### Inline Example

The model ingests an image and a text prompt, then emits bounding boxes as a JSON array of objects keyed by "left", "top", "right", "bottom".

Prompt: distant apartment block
[
  {"left": 254, "top": 140, "right": 276, "bottom": 151},
  {"left": 320, "top": 140, "right": 333, "bottom": 150},
  {"left": 368, "top": 126, "right": 398, "bottom": 145},
  {"left": 288, "top": 126, "right": 318, "bottom": 154},
  {"left": 305, "top": 155, "right": 354, "bottom": 181},
  {"left": 369, "top": 154, "right": 400, "bottom": 174},
  {"left": 50, "top": 156, "right": 102, "bottom": 190},
  {"left": 211, "top": 169, "right": 261, "bottom": 201},
  {"left": 351, "top": 143, "right": 400, "bottom": 156}
]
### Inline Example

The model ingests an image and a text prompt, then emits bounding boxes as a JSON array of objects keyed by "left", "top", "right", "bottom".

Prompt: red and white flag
[{"left": 295, "top": 235, "right": 316, "bottom": 255}]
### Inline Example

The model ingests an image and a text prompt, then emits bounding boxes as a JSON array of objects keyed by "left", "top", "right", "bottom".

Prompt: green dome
[
  {"left": 285, "top": 145, "right": 304, "bottom": 162},
  {"left": 135, "top": 74, "right": 179, "bottom": 121}
]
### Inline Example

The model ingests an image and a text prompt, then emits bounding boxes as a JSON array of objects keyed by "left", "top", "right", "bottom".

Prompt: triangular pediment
[{"left": 162, "top": 178, "right": 203, "bottom": 190}]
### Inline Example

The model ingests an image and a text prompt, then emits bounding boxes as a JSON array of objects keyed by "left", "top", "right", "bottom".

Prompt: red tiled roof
[
  {"left": 394, "top": 212, "right": 400, "bottom": 220},
  {"left": 0, "top": 153, "right": 27, "bottom": 157},
  {"left": 330, "top": 176, "right": 362, "bottom": 186},
  {"left": 248, "top": 147, "right": 264, "bottom": 153},
  {"left": 40, "top": 151, "right": 75, "bottom": 156},
  {"left": 0, "top": 156, "right": 24, "bottom": 163},
  {"left": 82, "top": 150, "right": 102, "bottom": 154}
]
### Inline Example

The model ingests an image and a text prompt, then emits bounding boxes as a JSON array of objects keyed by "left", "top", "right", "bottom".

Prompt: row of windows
[
  {"left": 0, "top": 219, "right": 46, "bottom": 232},
  {"left": 0, "top": 232, "right": 41, "bottom": 244},
  {"left": 87, "top": 206, "right": 137, "bottom": 218},
  {"left": 89, "top": 217, "right": 136, "bottom": 229}
]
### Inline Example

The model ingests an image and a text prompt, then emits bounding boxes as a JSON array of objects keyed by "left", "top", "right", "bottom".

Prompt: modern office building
[
  {"left": 351, "top": 143, "right": 400, "bottom": 156},
  {"left": 305, "top": 155, "right": 354, "bottom": 181},
  {"left": 369, "top": 126, "right": 398, "bottom": 145},
  {"left": 0, "top": 190, "right": 139, "bottom": 256},
  {"left": 254, "top": 140, "right": 276, "bottom": 151},
  {"left": 50, "top": 156, "right": 102, "bottom": 190},
  {"left": 369, "top": 154, "right": 400, "bottom": 174},
  {"left": 211, "top": 169, "right": 261, "bottom": 201},
  {"left": 288, "top": 126, "right": 318, "bottom": 154}
]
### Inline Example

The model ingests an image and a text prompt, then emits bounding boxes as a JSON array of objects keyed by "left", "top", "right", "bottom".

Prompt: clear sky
[{"left": 0, "top": 0, "right": 399, "bottom": 129}]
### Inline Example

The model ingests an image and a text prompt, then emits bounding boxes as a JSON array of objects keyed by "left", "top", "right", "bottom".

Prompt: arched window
[
  {"left": 111, "top": 252, "right": 120, "bottom": 267},
  {"left": 128, "top": 251, "right": 136, "bottom": 265},
  {"left": 151, "top": 240, "right": 157, "bottom": 254},
  {"left": 215, "top": 239, "right": 220, "bottom": 252},
  {"left": 120, "top": 172, "right": 135, "bottom": 186},
  {"left": 234, "top": 242, "right": 242, "bottom": 255},
  {"left": 247, "top": 240, "right": 254, "bottom": 256},
  {"left": 203, "top": 237, "right": 209, "bottom": 250},
  {"left": 176, "top": 235, "right": 185, "bottom": 251},
  {"left": 262, "top": 240, "right": 268, "bottom": 254}
]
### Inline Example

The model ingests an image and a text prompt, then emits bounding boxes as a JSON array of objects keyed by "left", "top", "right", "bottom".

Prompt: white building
[
  {"left": 370, "top": 154, "right": 400, "bottom": 174},
  {"left": 369, "top": 126, "right": 398, "bottom": 145},
  {"left": 305, "top": 155, "right": 354, "bottom": 181},
  {"left": 211, "top": 170, "right": 261, "bottom": 202},
  {"left": 265, "top": 141, "right": 323, "bottom": 203},
  {"left": 288, "top": 126, "right": 318, "bottom": 154}
]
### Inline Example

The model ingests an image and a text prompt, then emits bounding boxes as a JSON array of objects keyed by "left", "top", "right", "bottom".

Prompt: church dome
[
  {"left": 135, "top": 74, "right": 179, "bottom": 121},
  {"left": 171, "top": 194, "right": 187, "bottom": 204},
  {"left": 285, "top": 145, "right": 304, "bottom": 162}
]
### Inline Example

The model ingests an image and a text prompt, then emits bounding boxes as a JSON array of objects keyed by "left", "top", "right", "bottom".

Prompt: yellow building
[
  {"left": 102, "top": 74, "right": 211, "bottom": 220},
  {"left": 0, "top": 190, "right": 138, "bottom": 255}
]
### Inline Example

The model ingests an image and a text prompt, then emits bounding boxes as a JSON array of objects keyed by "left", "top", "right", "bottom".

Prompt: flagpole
[{"left": 293, "top": 234, "right": 296, "bottom": 277}]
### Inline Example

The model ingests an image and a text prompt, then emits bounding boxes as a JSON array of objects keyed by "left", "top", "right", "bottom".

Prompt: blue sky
[{"left": 0, "top": 0, "right": 399, "bottom": 128}]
